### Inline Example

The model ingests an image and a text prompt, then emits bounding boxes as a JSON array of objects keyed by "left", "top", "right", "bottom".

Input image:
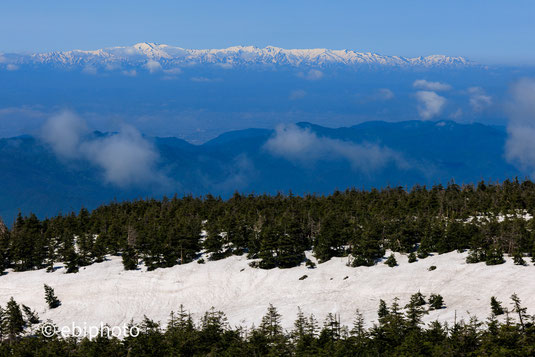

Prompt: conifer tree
[
  {"left": 0, "top": 306, "right": 4, "bottom": 341},
  {"left": 350, "top": 309, "right": 366, "bottom": 338},
  {"left": 44, "top": 284, "right": 61, "bottom": 309},
  {"left": 429, "top": 294, "right": 445, "bottom": 310},
  {"left": 64, "top": 247, "right": 79, "bottom": 273},
  {"left": 92, "top": 234, "right": 107, "bottom": 263},
  {"left": 405, "top": 293, "right": 428, "bottom": 328},
  {"left": 408, "top": 291, "right": 426, "bottom": 307},
  {"left": 21, "top": 305, "right": 39, "bottom": 325},
  {"left": 306, "top": 314, "right": 319, "bottom": 338},
  {"left": 351, "top": 236, "right": 384, "bottom": 267},
  {"left": 4, "top": 297, "right": 25, "bottom": 339},
  {"left": 513, "top": 251, "right": 526, "bottom": 266},
  {"left": 200, "top": 307, "right": 228, "bottom": 342},
  {"left": 260, "top": 304, "right": 283, "bottom": 339},
  {"left": 378, "top": 299, "right": 389, "bottom": 320},
  {"left": 385, "top": 254, "right": 397, "bottom": 267},
  {"left": 485, "top": 246, "right": 505, "bottom": 265},
  {"left": 511, "top": 293, "right": 527, "bottom": 331},
  {"left": 0, "top": 216, "right": 9, "bottom": 275},
  {"left": 122, "top": 247, "right": 138, "bottom": 270},
  {"left": 490, "top": 296, "right": 504, "bottom": 316},
  {"left": 321, "top": 313, "right": 341, "bottom": 342},
  {"left": 466, "top": 248, "right": 486, "bottom": 263},
  {"left": 408, "top": 252, "right": 417, "bottom": 263},
  {"left": 45, "top": 241, "right": 55, "bottom": 273},
  {"left": 292, "top": 307, "right": 307, "bottom": 341}
]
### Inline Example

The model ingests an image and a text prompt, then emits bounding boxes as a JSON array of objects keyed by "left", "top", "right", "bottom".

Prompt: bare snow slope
[{"left": 0, "top": 251, "right": 533, "bottom": 330}]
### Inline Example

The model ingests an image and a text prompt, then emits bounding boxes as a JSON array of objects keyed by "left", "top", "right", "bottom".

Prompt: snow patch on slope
[{"left": 1, "top": 251, "right": 533, "bottom": 332}]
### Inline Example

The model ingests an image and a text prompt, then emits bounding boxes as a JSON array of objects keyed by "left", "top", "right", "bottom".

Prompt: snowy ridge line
[
  {"left": 1, "top": 42, "right": 472, "bottom": 68},
  {"left": 0, "top": 250, "right": 533, "bottom": 333}
]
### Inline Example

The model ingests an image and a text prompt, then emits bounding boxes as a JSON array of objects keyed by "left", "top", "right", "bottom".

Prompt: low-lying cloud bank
[
  {"left": 505, "top": 78, "right": 535, "bottom": 176},
  {"left": 415, "top": 90, "right": 446, "bottom": 120},
  {"left": 413, "top": 79, "right": 451, "bottom": 91},
  {"left": 467, "top": 87, "right": 492, "bottom": 112},
  {"left": 40, "top": 111, "right": 169, "bottom": 188},
  {"left": 264, "top": 124, "right": 408, "bottom": 172}
]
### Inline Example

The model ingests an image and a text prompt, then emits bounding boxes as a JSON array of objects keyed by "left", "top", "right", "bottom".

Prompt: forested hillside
[{"left": 2, "top": 179, "right": 535, "bottom": 275}]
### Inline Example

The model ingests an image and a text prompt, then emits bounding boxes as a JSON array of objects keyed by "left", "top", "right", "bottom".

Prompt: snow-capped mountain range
[{"left": 1, "top": 42, "right": 472, "bottom": 69}]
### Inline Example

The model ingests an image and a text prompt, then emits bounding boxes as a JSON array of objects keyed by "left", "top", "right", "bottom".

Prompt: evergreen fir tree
[
  {"left": 466, "top": 248, "right": 486, "bottom": 263},
  {"left": 0, "top": 216, "right": 9, "bottom": 276},
  {"left": 385, "top": 253, "right": 397, "bottom": 267},
  {"left": 0, "top": 306, "right": 4, "bottom": 341},
  {"left": 260, "top": 304, "right": 283, "bottom": 339},
  {"left": 513, "top": 251, "right": 526, "bottom": 266},
  {"left": 306, "top": 314, "right": 319, "bottom": 338},
  {"left": 4, "top": 297, "right": 25, "bottom": 339},
  {"left": 350, "top": 309, "right": 366, "bottom": 338},
  {"left": 321, "top": 313, "right": 341, "bottom": 342},
  {"left": 405, "top": 295, "right": 428, "bottom": 328},
  {"left": 21, "top": 304, "right": 39, "bottom": 325},
  {"left": 511, "top": 293, "right": 527, "bottom": 331},
  {"left": 408, "top": 251, "right": 417, "bottom": 263},
  {"left": 490, "top": 296, "right": 504, "bottom": 316},
  {"left": 485, "top": 246, "right": 505, "bottom": 265},
  {"left": 428, "top": 294, "right": 445, "bottom": 310},
  {"left": 45, "top": 242, "right": 55, "bottom": 273},
  {"left": 378, "top": 299, "right": 389, "bottom": 320},
  {"left": 417, "top": 247, "right": 430, "bottom": 259},
  {"left": 351, "top": 236, "right": 384, "bottom": 267},
  {"left": 292, "top": 307, "right": 307, "bottom": 341},
  {"left": 92, "top": 234, "right": 107, "bottom": 263},
  {"left": 122, "top": 247, "right": 138, "bottom": 270},
  {"left": 408, "top": 291, "right": 426, "bottom": 307},
  {"left": 44, "top": 284, "right": 61, "bottom": 309}
]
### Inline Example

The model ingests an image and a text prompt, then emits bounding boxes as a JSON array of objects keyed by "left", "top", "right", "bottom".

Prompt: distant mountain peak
[{"left": 3, "top": 43, "right": 474, "bottom": 69}]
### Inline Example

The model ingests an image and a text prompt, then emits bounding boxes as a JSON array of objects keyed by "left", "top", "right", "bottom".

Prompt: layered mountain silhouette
[{"left": 0, "top": 120, "right": 520, "bottom": 225}]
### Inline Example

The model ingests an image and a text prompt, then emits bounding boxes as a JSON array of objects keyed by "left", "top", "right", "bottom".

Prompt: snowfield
[{"left": 0, "top": 251, "right": 533, "bottom": 332}]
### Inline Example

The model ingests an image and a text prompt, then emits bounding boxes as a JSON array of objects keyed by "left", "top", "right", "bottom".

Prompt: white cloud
[
  {"left": 82, "top": 65, "right": 97, "bottom": 75},
  {"left": 505, "top": 78, "right": 535, "bottom": 175},
  {"left": 190, "top": 76, "right": 222, "bottom": 83},
  {"left": 40, "top": 111, "right": 89, "bottom": 159},
  {"left": 145, "top": 60, "right": 162, "bottom": 73},
  {"left": 122, "top": 69, "right": 137, "bottom": 77},
  {"left": 164, "top": 68, "right": 182, "bottom": 75},
  {"left": 105, "top": 63, "right": 120, "bottom": 71},
  {"left": 216, "top": 63, "right": 233, "bottom": 69},
  {"left": 289, "top": 89, "right": 307, "bottom": 100},
  {"left": 413, "top": 79, "right": 452, "bottom": 91},
  {"left": 298, "top": 69, "right": 324, "bottom": 81},
  {"left": 6, "top": 64, "right": 18, "bottom": 71},
  {"left": 449, "top": 108, "right": 463, "bottom": 119},
  {"left": 40, "top": 111, "right": 168, "bottom": 187},
  {"left": 80, "top": 126, "right": 163, "bottom": 187},
  {"left": 264, "top": 124, "right": 407, "bottom": 171},
  {"left": 376, "top": 88, "right": 394, "bottom": 100},
  {"left": 467, "top": 87, "right": 492, "bottom": 111},
  {"left": 415, "top": 90, "right": 446, "bottom": 120}
]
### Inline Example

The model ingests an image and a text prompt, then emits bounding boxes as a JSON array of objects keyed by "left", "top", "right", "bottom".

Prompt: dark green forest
[
  {"left": 2, "top": 179, "right": 535, "bottom": 275},
  {"left": 1, "top": 293, "right": 535, "bottom": 356}
]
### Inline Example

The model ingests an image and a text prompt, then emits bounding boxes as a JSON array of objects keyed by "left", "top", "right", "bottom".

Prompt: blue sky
[{"left": 0, "top": 0, "right": 533, "bottom": 64}]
